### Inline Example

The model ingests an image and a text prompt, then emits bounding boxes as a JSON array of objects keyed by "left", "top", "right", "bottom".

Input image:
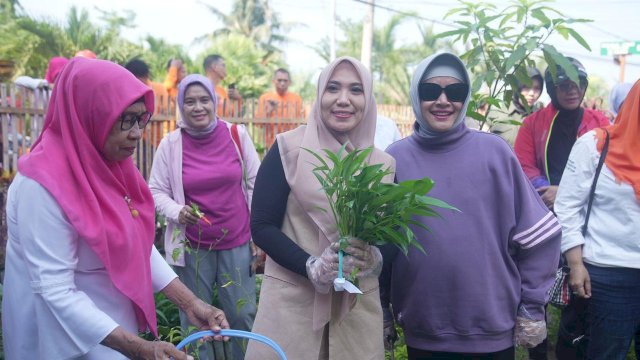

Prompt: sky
[{"left": 17, "top": 0, "right": 640, "bottom": 91}]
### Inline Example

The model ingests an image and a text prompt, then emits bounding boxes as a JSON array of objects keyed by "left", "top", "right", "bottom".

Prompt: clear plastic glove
[
  {"left": 306, "top": 242, "right": 340, "bottom": 294},
  {"left": 514, "top": 316, "right": 547, "bottom": 348},
  {"left": 342, "top": 237, "right": 383, "bottom": 278},
  {"left": 382, "top": 307, "right": 398, "bottom": 351}
]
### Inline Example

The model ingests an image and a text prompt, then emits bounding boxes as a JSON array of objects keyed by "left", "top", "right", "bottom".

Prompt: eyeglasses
[
  {"left": 556, "top": 79, "right": 588, "bottom": 92},
  {"left": 418, "top": 82, "right": 468, "bottom": 102},
  {"left": 120, "top": 112, "right": 152, "bottom": 131}
]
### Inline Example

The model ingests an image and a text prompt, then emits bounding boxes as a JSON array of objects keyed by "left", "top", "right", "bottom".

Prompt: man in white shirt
[{"left": 374, "top": 115, "right": 403, "bottom": 150}]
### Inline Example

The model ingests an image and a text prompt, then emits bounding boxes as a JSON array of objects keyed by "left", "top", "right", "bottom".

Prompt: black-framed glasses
[
  {"left": 556, "top": 79, "right": 588, "bottom": 92},
  {"left": 418, "top": 82, "right": 468, "bottom": 102},
  {"left": 120, "top": 112, "right": 152, "bottom": 131}
]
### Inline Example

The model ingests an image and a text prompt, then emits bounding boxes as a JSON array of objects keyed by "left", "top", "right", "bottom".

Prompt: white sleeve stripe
[
  {"left": 513, "top": 212, "right": 554, "bottom": 241},
  {"left": 516, "top": 215, "right": 559, "bottom": 246},
  {"left": 521, "top": 222, "right": 562, "bottom": 249}
]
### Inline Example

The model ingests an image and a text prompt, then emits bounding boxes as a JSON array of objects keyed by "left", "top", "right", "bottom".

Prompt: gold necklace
[{"left": 124, "top": 196, "right": 139, "bottom": 217}]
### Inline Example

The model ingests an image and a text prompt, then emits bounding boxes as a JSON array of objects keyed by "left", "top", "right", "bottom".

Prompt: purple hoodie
[
  {"left": 382, "top": 52, "right": 561, "bottom": 353},
  {"left": 384, "top": 125, "right": 561, "bottom": 353}
]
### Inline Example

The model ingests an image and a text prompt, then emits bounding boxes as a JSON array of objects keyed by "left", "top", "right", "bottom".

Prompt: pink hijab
[
  {"left": 277, "top": 56, "right": 395, "bottom": 330},
  {"left": 44, "top": 57, "right": 69, "bottom": 84},
  {"left": 19, "top": 58, "right": 158, "bottom": 335}
]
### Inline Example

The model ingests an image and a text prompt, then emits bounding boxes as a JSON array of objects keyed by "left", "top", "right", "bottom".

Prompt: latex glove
[
  {"left": 182, "top": 298, "right": 230, "bottom": 342},
  {"left": 133, "top": 339, "right": 194, "bottom": 359},
  {"left": 342, "top": 237, "right": 383, "bottom": 278},
  {"left": 382, "top": 307, "right": 398, "bottom": 351},
  {"left": 306, "top": 242, "right": 340, "bottom": 294},
  {"left": 514, "top": 316, "right": 547, "bottom": 348}
]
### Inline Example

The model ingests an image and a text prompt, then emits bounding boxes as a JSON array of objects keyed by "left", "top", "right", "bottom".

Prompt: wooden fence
[{"left": 0, "top": 83, "right": 415, "bottom": 179}]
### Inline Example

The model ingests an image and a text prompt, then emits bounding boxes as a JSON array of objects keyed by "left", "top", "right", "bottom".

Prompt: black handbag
[{"left": 547, "top": 129, "right": 610, "bottom": 308}]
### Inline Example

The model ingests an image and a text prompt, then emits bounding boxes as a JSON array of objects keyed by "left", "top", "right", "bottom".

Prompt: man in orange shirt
[
  {"left": 124, "top": 58, "right": 170, "bottom": 145},
  {"left": 163, "top": 58, "right": 186, "bottom": 103},
  {"left": 257, "top": 68, "right": 303, "bottom": 119},
  {"left": 203, "top": 54, "right": 243, "bottom": 118},
  {"left": 125, "top": 59, "right": 169, "bottom": 104},
  {"left": 256, "top": 68, "right": 304, "bottom": 147}
]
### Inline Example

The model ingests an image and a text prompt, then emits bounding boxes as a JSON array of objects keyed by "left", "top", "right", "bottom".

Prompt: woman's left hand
[
  {"left": 514, "top": 317, "right": 547, "bottom": 348},
  {"left": 184, "top": 299, "right": 230, "bottom": 342},
  {"left": 343, "top": 237, "right": 383, "bottom": 278}
]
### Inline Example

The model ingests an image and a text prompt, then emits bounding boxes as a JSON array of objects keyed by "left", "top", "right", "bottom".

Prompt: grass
[{"left": 387, "top": 306, "right": 638, "bottom": 360}]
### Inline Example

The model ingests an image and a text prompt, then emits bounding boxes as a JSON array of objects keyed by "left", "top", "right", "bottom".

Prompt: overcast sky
[{"left": 19, "top": 0, "right": 640, "bottom": 88}]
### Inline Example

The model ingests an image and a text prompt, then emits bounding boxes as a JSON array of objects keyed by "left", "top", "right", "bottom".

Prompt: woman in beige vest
[{"left": 245, "top": 57, "right": 395, "bottom": 360}]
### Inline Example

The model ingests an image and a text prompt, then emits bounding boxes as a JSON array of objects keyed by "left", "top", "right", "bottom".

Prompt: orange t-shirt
[
  {"left": 256, "top": 91, "right": 304, "bottom": 119},
  {"left": 147, "top": 80, "right": 169, "bottom": 111},
  {"left": 215, "top": 85, "right": 242, "bottom": 118},
  {"left": 143, "top": 80, "right": 171, "bottom": 146},
  {"left": 163, "top": 66, "right": 180, "bottom": 102}
]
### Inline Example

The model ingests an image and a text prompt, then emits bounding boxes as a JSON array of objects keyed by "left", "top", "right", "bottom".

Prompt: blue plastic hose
[{"left": 175, "top": 329, "right": 287, "bottom": 360}]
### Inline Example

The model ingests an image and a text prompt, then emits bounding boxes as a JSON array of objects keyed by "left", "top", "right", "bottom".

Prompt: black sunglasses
[
  {"left": 120, "top": 112, "right": 152, "bottom": 131},
  {"left": 418, "top": 82, "right": 468, "bottom": 102},
  {"left": 556, "top": 79, "right": 588, "bottom": 92}
]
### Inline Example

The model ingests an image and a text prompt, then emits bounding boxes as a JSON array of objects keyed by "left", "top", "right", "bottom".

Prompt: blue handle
[
  {"left": 338, "top": 250, "right": 344, "bottom": 280},
  {"left": 175, "top": 329, "right": 287, "bottom": 360}
]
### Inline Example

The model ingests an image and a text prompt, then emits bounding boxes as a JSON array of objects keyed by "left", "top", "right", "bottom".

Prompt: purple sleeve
[
  {"left": 510, "top": 155, "right": 561, "bottom": 319},
  {"left": 516, "top": 235, "right": 560, "bottom": 319}
]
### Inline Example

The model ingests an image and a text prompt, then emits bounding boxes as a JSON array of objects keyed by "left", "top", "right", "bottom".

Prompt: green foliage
[
  {"left": 584, "top": 75, "right": 612, "bottom": 110},
  {"left": 305, "top": 144, "right": 458, "bottom": 255},
  {"left": 140, "top": 293, "right": 184, "bottom": 344},
  {"left": 141, "top": 35, "right": 191, "bottom": 83},
  {"left": 291, "top": 69, "right": 320, "bottom": 103},
  {"left": 436, "top": 0, "right": 592, "bottom": 130},
  {"left": 0, "top": 5, "right": 145, "bottom": 77}
]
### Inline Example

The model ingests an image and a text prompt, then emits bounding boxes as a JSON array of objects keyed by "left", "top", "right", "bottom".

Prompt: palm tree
[
  {"left": 0, "top": 0, "right": 21, "bottom": 17},
  {"left": 4, "top": 6, "right": 145, "bottom": 77},
  {"left": 199, "top": 0, "right": 295, "bottom": 62}
]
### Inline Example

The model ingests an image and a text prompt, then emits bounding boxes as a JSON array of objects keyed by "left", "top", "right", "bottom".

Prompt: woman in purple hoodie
[{"left": 379, "top": 52, "right": 561, "bottom": 359}]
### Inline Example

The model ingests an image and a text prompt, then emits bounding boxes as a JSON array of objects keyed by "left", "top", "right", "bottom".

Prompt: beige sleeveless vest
[{"left": 245, "top": 131, "right": 385, "bottom": 360}]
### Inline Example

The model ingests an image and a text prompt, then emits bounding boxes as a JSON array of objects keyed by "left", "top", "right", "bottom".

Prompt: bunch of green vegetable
[{"left": 305, "top": 144, "right": 457, "bottom": 255}]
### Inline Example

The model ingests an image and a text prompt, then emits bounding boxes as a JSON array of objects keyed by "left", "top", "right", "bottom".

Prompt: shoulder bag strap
[
  {"left": 230, "top": 123, "right": 244, "bottom": 160},
  {"left": 582, "top": 129, "right": 609, "bottom": 236}
]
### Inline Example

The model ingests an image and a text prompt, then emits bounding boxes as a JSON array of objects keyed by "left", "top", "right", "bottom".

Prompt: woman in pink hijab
[
  {"left": 245, "top": 57, "right": 394, "bottom": 359},
  {"left": 2, "top": 58, "right": 228, "bottom": 359}
]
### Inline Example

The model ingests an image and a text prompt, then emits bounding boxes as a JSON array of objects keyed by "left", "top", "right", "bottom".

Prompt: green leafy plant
[
  {"left": 305, "top": 144, "right": 457, "bottom": 255},
  {"left": 435, "top": 0, "right": 592, "bottom": 130}
]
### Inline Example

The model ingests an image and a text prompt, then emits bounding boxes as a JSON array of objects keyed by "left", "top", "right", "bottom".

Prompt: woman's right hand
[
  {"left": 133, "top": 339, "right": 194, "bottom": 360},
  {"left": 306, "top": 242, "right": 340, "bottom": 294},
  {"left": 568, "top": 261, "right": 591, "bottom": 299},
  {"left": 178, "top": 205, "right": 199, "bottom": 226}
]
